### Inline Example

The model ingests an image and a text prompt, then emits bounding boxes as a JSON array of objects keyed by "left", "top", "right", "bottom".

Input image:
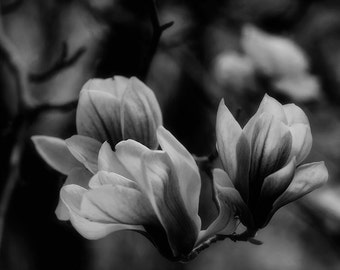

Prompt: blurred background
[{"left": 1, "top": 0, "right": 340, "bottom": 269}]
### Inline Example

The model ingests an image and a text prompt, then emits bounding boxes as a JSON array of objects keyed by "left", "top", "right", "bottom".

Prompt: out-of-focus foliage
[{"left": 1, "top": 0, "right": 340, "bottom": 269}]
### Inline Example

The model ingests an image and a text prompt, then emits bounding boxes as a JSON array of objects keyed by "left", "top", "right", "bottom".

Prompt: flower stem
[{"left": 180, "top": 228, "right": 258, "bottom": 262}]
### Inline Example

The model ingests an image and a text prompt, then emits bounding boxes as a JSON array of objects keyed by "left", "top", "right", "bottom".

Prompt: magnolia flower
[
  {"left": 57, "top": 127, "right": 239, "bottom": 260},
  {"left": 213, "top": 52, "right": 255, "bottom": 92},
  {"left": 241, "top": 25, "right": 308, "bottom": 79},
  {"left": 215, "top": 94, "right": 328, "bottom": 230},
  {"left": 241, "top": 25, "right": 321, "bottom": 102},
  {"left": 32, "top": 76, "right": 162, "bottom": 219},
  {"left": 77, "top": 75, "right": 162, "bottom": 149}
]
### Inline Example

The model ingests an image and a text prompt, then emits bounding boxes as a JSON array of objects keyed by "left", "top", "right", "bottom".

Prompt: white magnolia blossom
[
  {"left": 32, "top": 75, "right": 162, "bottom": 219},
  {"left": 213, "top": 52, "right": 255, "bottom": 92},
  {"left": 77, "top": 75, "right": 162, "bottom": 149},
  {"left": 33, "top": 125, "right": 240, "bottom": 259},
  {"left": 215, "top": 94, "right": 328, "bottom": 229}
]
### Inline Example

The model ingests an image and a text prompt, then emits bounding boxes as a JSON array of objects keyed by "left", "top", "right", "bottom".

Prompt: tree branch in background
[
  {"left": 0, "top": 14, "right": 30, "bottom": 110},
  {"left": 32, "top": 99, "right": 78, "bottom": 115},
  {"left": 0, "top": 15, "right": 83, "bottom": 252},
  {"left": 29, "top": 42, "right": 86, "bottom": 83},
  {"left": 140, "top": 0, "right": 174, "bottom": 80}
]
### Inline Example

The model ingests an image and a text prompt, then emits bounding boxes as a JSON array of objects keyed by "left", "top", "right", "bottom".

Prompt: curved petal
[
  {"left": 254, "top": 158, "right": 296, "bottom": 228},
  {"left": 272, "top": 161, "right": 328, "bottom": 212},
  {"left": 76, "top": 90, "right": 122, "bottom": 145},
  {"left": 197, "top": 169, "right": 249, "bottom": 244},
  {"left": 55, "top": 167, "right": 92, "bottom": 220},
  {"left": 114, "top": 139, "right": 151, "bottom": 181},
  {"left": 65, "top": 135, "right": 101, "bottom": 173},
  {"left": 216, "top": 99, "right": 250, "bottom": 201},
  {"left": 248, "top": 113, "right": 292, "bottom": 204},
  {"left": 141, "top": 150, "right": 199, "bottom": 257},
  {"left": 81, "top": 76, "right": 127, "bottom": 99},
  {"left": 121, "top": 77, "right": 163, "bottom": 149},
  {"left": 80, "top": 185, "right": 155, "bottom": 225},
  {"left": 89, "top": 171, "right": 137, "bottom": 189},
  {"left": 260, "top": 158, "right": 296, "bottom": 203},
  {"left": 97, "top": 142, "right": 132, "bottom": 179},
  {"left": 60, "top": 185, "right": 144, "bottom": 240},
  {"left": 283, "top": 103, "right": 309, "bottom": 126},
  {"left": 32, "top": 136, "right": 81, "bottom": 174},
  {"left": 156, "top": 126, "right": 201, "bottom": 227},
  {"left": 288, "top": 124, "right": 312, "bottom": 164},
  {"left": 243, "top": 94, "right": 288, "bottom": 143}
]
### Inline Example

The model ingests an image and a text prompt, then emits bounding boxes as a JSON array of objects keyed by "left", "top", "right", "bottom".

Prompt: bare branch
[
  {"left": 140, "top": 0, "right": 174, "bottom": 80},
  {"left": 29, "top": 42, "right": 86, "bottom": 83},
  {"left": 0, "top": 13, "right": 31, "bottom": 109},
  {"left": 32, "top": 99, "right": 78, "bottom": 115}
]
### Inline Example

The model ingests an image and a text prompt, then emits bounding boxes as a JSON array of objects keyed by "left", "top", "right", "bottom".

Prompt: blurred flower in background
[
  {"left": 212, "top": 52, "right": 255, "bottom": 94},
  {"left": 241, "top": 25, "right": 321, "bottom": 102}
]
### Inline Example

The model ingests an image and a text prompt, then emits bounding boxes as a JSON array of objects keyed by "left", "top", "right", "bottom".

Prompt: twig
[
  {"left": 180, "top": 228, "right": 258, "bottom": 262},
  {"left": 0, "top": 15, "right": 81, "bottom": 253},
  {"left": 29, "top": 42, "right": 86, "bottom": 83},
  {"left": 32, "top": 99, "right": 78, "bottom": 115},
  {"left": 140, "top": 0, "right": 174, "bottom": 80},
  {"left": 0, "top": 14, "right": 31, "bottom": 110}
]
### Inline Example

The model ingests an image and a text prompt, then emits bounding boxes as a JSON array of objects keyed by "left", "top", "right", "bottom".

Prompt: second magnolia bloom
[{"left": 216, "top": 94, "right": 328, "bottom": 230}]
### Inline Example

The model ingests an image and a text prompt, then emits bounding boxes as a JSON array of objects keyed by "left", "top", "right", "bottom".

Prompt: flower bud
[
  {"left": 77, "top": 76, "right": 162, "bottom": 149},
  {"left": 215, "top": 94, "right": 328, "bottom": 230}
]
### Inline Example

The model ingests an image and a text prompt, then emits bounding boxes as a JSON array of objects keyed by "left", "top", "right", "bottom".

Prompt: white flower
[{"left": 215, "top": 94, "right": 328, "bottom": 229}]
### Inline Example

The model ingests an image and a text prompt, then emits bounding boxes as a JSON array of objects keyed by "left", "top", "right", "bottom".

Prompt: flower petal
[
  {"left": 156, "top": 126, "right": 201, "bottom": 228},
  {"left": 283, "top": 103, "right": 309, "bottom": 126},
  {"left": 65, "top": 135, "right": 101, "bottom": 173},
  {"left": 89, "top": 171, "right": 137, "bottom": 189},
  {"left": 288, "top": 123, "right": 312, "bottom": 164},
  {"left": 197, "top": 169, "right": 249, "bottom": 244},
  {"left": 216, "top": 99, "right": 250, "bottom": 201},
  {"left": 60, "top": 185, "right": 144, "bottom": 239},
  {"left": 121, "top": 77, "right": 162, "bottom": 149},
  {"left": 260, "top": 158, "right": 296, "bottom": 203},
  {"left": 55, "top": 167, "right": 92, "bottom": 220},
  {"left": 114, "top": 139, "right": 150, "bottom": 181},
  {"left": 248, "top": 113, "right": 292, "bottom": 204},
  {"left": 81, "top": 185, "right": 155, "bottom": 224},
  {"left": 81, "top": 76, "right": 127, "bottom": 99},
  {"left": 272, "top": 161, "right": 328, "bottom": 212},
  {"left": 97, "top": 142, "right": 132, "bottom": 178},
  {"left": 243, "top": 94, "right": 287, "bottom": 143},
  {"left": 32, "top": 136, "right": 81, "bottom": 174},
  {"left": 254, "top": 158, "right": 296, "bottom": 228},
  {"left": 76, "top": 89, "right": 122, "bottom": 145},
  {"left": 141, "top": 150, "right": 199, "bottom": 257}
]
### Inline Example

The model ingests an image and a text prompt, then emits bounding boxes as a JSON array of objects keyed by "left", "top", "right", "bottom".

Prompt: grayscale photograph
[{"left": 0, "top": 0, "right": 339, "bottom": 269}]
